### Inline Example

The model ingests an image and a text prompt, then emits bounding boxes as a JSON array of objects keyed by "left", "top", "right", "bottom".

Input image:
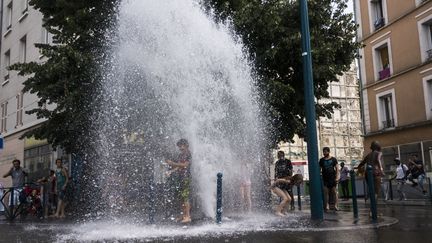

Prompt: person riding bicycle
[{"left": 3, "top": 159, "right": 28, "bottom": 207}]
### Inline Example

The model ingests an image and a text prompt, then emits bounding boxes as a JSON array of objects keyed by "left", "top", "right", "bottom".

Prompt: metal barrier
[
  {"left": 427, "top": 177, "right": 432, "bottom": 203},
  {"left": 0, "top": 183, "right": 44, "bottom": 221},
  {"left": 387, "top": 178, "right": 394, "bottom": 200},
  {"left": 297, "top": 185, "right": 302, "bottom": 210},
  {"left": 383, "top": 176, "right": 432, "bottom": 201}
]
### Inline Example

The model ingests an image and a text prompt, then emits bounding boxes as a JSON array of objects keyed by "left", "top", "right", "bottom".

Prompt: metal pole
[
  {"left": 297, "top": 185, "right": 302, "bottom": 210},
  {"left": 300, "top": 0, "right": 323, "bottom": 220},
  {"left": 366, "top": 165, "right": 377, "bottom": 222},
  {"left": 388, "top": 179, "right": 393, "bottom": 200},
  {"left": 10, "top": 188, "right": 14, "bottom": 210},
  {"left": 350, "top": 170, "right": 358, "bottom": 218},
  {"left": 428, "top": 177, "right": 432, "bottom": 203},
  {"left": 216, "top": 172, "right": 223, "bottom": 224}
]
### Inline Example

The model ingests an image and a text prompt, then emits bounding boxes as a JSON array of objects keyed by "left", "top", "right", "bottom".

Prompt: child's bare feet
[{"left": 180, "top": 217, "right": 191, "bottom": 223}]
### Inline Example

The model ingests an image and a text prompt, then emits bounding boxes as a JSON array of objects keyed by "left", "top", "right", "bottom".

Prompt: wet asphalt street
[{"left": 0, "top": 203, "right": 431, "bottom": 242}]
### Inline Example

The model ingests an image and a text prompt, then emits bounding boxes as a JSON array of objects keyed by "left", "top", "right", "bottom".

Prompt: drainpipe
[{"left": 353, "top": 0, "right": 367, "bottom": 137}]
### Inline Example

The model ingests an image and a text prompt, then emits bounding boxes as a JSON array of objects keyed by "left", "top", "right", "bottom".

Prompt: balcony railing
[
  {"left": 382, "top": 119, "right": 395, "bottom": 129},
  {"left": 427, "top": 49, "right": 432, "bottom": 61},
  {"left": 378, "top": 67, "right": 390, "bottom": 80},
  {"left": 374, "top": 17, "right": 385, "bottom": 30}
]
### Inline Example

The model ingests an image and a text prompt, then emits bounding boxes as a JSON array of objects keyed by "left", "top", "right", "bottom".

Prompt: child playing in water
[
  {"left": 165, "top": 139, "right": 192, "bottom": 223},
  {"left": 270, "top": 174, "right": 303, "bottom": 216},
  {"left": 239, "top": 162, "right": 252, "bottom": 212}
]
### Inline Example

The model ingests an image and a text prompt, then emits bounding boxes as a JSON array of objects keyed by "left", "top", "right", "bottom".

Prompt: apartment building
[
  {"left": 355, "top": 0, "right": 432, "bottom": 173},
  {"left": 0, "top": 0, "right": 63, "bottom": 185}
]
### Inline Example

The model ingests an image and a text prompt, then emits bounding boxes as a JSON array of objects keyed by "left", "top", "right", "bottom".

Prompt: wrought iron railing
[
  {"left": 382, "top": 119, "right": 395, "bottom": 129},
  {"left": 0, "top": 182, "right": 45, "bottom": 221}
]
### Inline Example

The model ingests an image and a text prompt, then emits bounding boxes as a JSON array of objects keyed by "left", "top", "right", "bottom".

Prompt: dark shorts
[
  {"left": 323, "top": 177, "right": 336, "bottom": 189},
  {"left": 58, "top": 190, "right": 65, "bottom": 200}
]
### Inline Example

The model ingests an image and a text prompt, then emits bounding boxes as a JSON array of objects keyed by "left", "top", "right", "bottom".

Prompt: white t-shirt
[{"left": 396, "top": 164, "right": 408, "bottom": 179}]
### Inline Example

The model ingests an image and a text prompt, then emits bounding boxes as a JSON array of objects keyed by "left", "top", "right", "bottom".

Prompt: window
[
  {"left": 377, "top": 45, "right": 390, "bottom": 79},
  {"left": 370, "top": 0, "right": 386, "bottom": 30},
  {"left": 24, "top": 144, "right": 52, "bottom": 181},
  {"left": 4, "top": 50, "right": 10, "bottom": 82},
  {"left": 41, "top": 27, "right": 51, "bottom": 44},
  {"left": 423, "top": 76, "right": 432, "bottom": 120},
  {"left": 22, "top": 0, "right": 29, "bottom": 14},
  {"left": 372, "top": 39, "right": 392, "bottom": 81},
  {"left": 380, "top": 95, "right": 394, "bottom": 128},
  {"left": 18, "top": 0, "right": 29, "bottom": 22},
  {"left": 417, "top": 15, "right": 432, "bottom": 62},
  {"left": 416, "top": 0, "right": 429, "bottom": 6},
  {"left": 5, "top": 2, "right": 12, "bottom": 30},
  {"left": 16, "top": 93, "right": 24, "bottom": 127},
  {"left": 1, "top": 102, "right": 8, "bottom": 133},
  {"left": 20, "top": 35, "right": 27, "bottom": 63},
  {"left": 376, "top": 89, "right": 397, "bottom": 130}
]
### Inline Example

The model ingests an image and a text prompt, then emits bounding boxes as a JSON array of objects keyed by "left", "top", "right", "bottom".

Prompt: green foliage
[
  {"left": 10, "top": 0, "right": 358, "bottom": 153},
  {"left": 10, "top": 0, "right": 119, "bottom": 153},
  {"left": 203, "top": 0, "right": 360, "bottom": 147}
]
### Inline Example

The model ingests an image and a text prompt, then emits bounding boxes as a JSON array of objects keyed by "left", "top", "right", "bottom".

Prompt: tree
[
  {"left": 203, "top": 0, "right": 360, "bottom": 147},
  {"left": 10, "top": 0, "right": 119, "bottom": 154}
]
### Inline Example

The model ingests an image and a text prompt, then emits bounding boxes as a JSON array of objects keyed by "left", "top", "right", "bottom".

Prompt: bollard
[
  {"left": 349, "top": 170, "right": 358, "bottom": 218},
  {"left": 41, "top": 185, "right": 47, "bottom": 219},
  {"left": 428, "top": 177, "right": 432, "bottom": 203},
  {"left": 10, "top": 188, "right": 14, "bottom": 210},
  {"left": 366, "top": 165, "right": 378, "bottom": 222},
  {"left": 388, "top": 179, "right": 393, "bottom": 201},
  {"left": 216, "top": 172, "right": 223, "bottom": 224},
  {"left": 297, "top": 185, "right": 302, "bottom": 211}
]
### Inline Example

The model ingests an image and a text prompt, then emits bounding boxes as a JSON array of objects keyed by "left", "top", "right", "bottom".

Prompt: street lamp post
[{"left": 300, "top": 0, "right": 324, "bottom": 220}]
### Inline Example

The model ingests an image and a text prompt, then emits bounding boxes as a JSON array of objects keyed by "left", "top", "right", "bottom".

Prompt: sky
[{"left": 347, "top": 0, "right": 354, "bottom": 14}]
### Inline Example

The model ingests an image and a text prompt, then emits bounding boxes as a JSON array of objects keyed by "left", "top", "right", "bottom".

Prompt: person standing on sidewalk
[
  {"left": 53, "top": 159, "right": 69, "bottom": 218},
  {"left": 339, "top": 162, "right": 350, "bottom": 201},
  {"left": 392, "top": 158, "right": 408, "bottom": 201},
  {"left": 356, "top": 141, "right": 385, "bottom": 201},
  {"left": 3, "top": 159, "right": 28, "bottom": 206},
  {"left": 319, "top": 147, "right": 339, "bottom": 211}
]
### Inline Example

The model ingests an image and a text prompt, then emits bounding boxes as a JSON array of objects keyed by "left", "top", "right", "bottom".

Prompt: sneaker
[
  {"left": 423, "top": 191, "right": 428, "bottom": 196},
  {"left": 411, "top": 182, "right": 418, "bottom": 187}
]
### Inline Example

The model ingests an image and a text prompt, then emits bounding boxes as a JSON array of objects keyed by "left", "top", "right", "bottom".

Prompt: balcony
[
  {"left": 374, "top": 17, "right": 385, "bottom": 30},
  {"left": 382, "top": 119, "right": 395, "bottom": 129},
  {"left": 378, "top": 67, "right": 390, "bottom": 80}
]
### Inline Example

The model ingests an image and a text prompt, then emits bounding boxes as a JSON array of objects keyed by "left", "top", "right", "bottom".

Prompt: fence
[{"left": 0, "top": 182, "right": 46, "bottom": 221}]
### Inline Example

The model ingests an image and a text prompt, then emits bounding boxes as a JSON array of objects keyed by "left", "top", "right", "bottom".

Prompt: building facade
[
  {"left": 275, "top": 64, "right": 364, "bottom": 179},
  {"left": 0, "top": 0, "right": 64, "bottom": 185},
  {"left": 355, "top": 0, "right": 432, "bottom": 173}
]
